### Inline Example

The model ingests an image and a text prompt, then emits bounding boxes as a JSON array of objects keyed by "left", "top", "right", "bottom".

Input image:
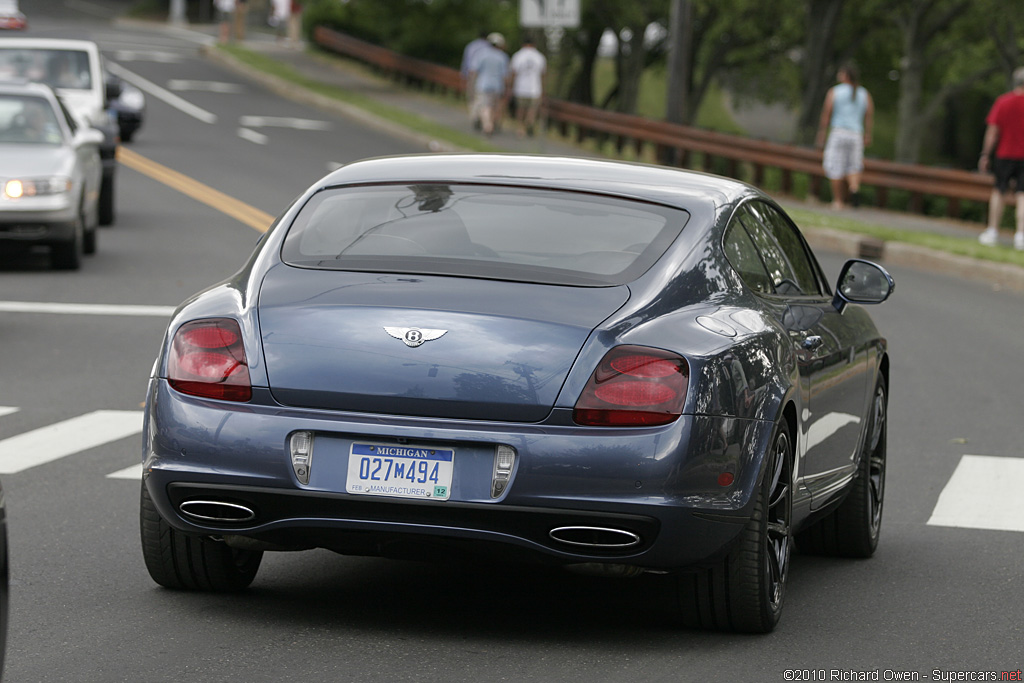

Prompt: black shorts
[{"left": 993, "top": 158, "right": 1024, "bottom": 193}]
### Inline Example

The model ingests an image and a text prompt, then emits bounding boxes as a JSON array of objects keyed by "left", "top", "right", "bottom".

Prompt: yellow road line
[{"left": 116, "top": 147, "right": 275, "bottom": 233}]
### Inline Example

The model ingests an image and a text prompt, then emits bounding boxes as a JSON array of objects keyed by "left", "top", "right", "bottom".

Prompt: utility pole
[
  {"left": 169, "top": 0, "right": 187, "bottom": 26},
  {"left": 665, "top": 0, "right": 692, "bottom": 126}
]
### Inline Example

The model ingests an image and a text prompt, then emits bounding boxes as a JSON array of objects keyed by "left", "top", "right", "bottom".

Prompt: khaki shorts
[{"left": 822, "top": 128, "right": 864, "bottom": 180}]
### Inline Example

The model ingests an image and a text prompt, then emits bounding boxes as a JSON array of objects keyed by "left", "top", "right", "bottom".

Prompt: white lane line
[
  {"left": 0, "top": 407, "right": 19, "bottom": 418},
  {"left": 237, "top": 127, "right": 269, "bottom": 145},
  {"left": 239, "top": 115, "right": 332, "bottom": 131},
  {"left": 113, "top": 50, "right": 183, "bottom": 64},
  {"left": 928, "top": 455, "right": 1024, "bottom": 533},
  {"left": 107, "top": 463, "right": 143, "bottom": 480},
  {"left": 0, "top": 301, "right": 175, "bottom": 317},
  {"left": 104, "top": 61, "right": 218, "bottom": 125},
  {"left": 168, "top": 79, "right": 244, "bottom": 94},
  {"left": 0, "top": 411, "right": 143, "bottom": 474}
]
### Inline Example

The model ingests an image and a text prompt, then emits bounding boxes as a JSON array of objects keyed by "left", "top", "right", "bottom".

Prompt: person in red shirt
[{"left": 978, "top": 67, "right": 1024, "bottom": 250}]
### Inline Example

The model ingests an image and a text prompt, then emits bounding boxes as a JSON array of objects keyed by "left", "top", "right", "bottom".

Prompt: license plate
[{"left": 346, "top": 443, "right": 453, "bottom": 501}]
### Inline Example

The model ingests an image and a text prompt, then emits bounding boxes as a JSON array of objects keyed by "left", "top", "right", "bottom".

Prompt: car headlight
[{"left": 3, "top": 177, "right": 73, "bottom": 199}]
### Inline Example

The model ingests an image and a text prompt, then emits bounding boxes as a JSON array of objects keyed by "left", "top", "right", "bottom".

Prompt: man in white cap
[{"left": 468, "top": 32, "right": 509, "bottom": 136}]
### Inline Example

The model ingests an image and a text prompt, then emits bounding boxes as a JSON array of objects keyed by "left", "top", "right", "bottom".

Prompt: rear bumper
[{"left": 143, "top": 379, "right": 775, "bottom": 570}]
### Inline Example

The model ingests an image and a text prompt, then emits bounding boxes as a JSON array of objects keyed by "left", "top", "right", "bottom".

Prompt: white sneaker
[
  {"left": 1015, "top": 232, "right": 1024, "bottom": 250},
  {"left": 979, "top": 227, "right": 999, "bottom": 246}
]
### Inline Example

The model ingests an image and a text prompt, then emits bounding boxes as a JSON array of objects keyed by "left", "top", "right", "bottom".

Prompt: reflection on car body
[{"left": 140, "top": 154, "right": 893, "bottom": 633}]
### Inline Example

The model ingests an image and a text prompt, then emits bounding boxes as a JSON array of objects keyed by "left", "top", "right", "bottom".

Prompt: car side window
[
  {"left": 739, "top": 203, "right": 820, "bottom": 297},
  {"left": 724, "top": 216, "right": 773, "bottom": 295},
  {"left": 751, "top": 202, "right": 822, "bottom": 296}
]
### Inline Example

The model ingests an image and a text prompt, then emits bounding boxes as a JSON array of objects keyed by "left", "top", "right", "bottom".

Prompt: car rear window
[
  {"left": 0, "top": 48, "right": 93, "bottom": 91},
  {"left": 281, "top": 184, "right": 689, "bottom": 286}
]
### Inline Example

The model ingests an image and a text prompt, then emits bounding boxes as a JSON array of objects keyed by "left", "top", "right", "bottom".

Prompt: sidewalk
[{"left": 133, "top": 19, "right": 1024, "bottom": 292}]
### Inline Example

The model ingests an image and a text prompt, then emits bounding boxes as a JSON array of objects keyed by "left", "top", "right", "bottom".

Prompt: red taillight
[
  {"left": 167, "top": 319, "right": 252, "bottom": 402},
  {"left": 573, "top": 346, "right": 688, "bottom": 427}
]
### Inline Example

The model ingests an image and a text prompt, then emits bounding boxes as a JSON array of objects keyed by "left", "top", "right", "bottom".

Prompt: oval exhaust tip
[
  {"left": 179, "top": 500, "right": 256, "bottom": 523},
  {"left": 549, "top": 526, "right": 641, "bottom": 549}
]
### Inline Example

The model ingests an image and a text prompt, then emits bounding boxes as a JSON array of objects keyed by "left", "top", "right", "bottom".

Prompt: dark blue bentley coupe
[{"left": 140, "top": 154, "right": 893, "bottom": 633}]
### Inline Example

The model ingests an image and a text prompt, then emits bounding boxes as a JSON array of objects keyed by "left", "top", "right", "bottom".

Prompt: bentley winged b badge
[{"left": 384, "top": 327, "right": 448, "bottom": 348}]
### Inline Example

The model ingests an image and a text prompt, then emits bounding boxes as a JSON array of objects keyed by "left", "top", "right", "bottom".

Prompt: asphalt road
[{"left": 1, "top": 5, "right": 1023, "bottom": 682}]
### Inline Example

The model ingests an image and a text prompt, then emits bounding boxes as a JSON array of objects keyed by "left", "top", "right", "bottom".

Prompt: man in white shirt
[{"left": 509, "top": 38, "right": 546, "bottom": 137}]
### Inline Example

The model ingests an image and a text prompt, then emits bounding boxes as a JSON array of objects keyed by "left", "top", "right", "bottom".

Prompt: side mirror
[
  {"left": 833, "top": 259, "right": 894, "bottom": 312},
  {"left": 104, "top": 77, "right": 123, "bottom": 104},
  {"left": 75, "top": 128, "right": 105, "bottom": 147}
]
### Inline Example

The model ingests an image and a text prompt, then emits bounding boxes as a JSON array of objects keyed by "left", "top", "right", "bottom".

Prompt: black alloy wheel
[
  {"left": 865, "top": 378, "right": 887, "bottom": 539},
  {"left": 765, "top": 428, "right": 793, "bottom": 612},
  {"left": 678, "top": 420, "right": 793, "bottom": 633}
]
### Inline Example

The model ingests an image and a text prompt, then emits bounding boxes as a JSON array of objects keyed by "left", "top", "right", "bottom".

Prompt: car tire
[
  {"left": 677, "top": 420, "right": 793, "bottom": 633},
  {"left": 99, "top": 172, "right": 115, "bottom": 226},
  {"left": 140, "top": 483, "right": 262, "bottom": 591},
  {"left": 82, "top": 205, "right": 97, "bottom": 255},
  {"left": 796, "top": 375, "right": 887, "bottom": 558},
  {"left": 51, "top": 217, "right": 83, "bottom": 270}
]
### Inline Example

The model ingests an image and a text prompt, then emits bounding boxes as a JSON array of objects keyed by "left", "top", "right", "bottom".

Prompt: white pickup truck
[{"left": 0, "top": 37, "right": 119, "bottom": 225}]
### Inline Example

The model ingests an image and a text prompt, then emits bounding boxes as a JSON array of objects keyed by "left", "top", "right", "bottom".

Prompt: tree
[
  {"left": 665, "top": 0, "right": 693, "bottom": 125},
  {"left": 599, "top": 0, "right": 669, "bottom": 114},
  {"left": 889, "top": 0, "right": 999, "bottom": 162},
  {"left": 669, "top": 0, "right": 801, "bottom": 125}
]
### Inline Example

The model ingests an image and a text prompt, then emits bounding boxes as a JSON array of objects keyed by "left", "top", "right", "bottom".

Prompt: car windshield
[
  {"left": 0, "top": 48, "right": 93, "bottom": 91},
  {"left": 0, "top": 95, "right": 64, "bottom": 145},
  {"left": 281, "top": 184, "right": 689, "bottom": 286}
]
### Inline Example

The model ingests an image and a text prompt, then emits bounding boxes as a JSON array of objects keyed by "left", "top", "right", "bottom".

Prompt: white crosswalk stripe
[
  {"left": 0, "top": 407, "right": 19, "bottom": 418},
  {"left": 927, "top": 454, "right": 1024, "bottom": 533},
  {"left": 0, "top": 410, "right": 143, "bottom": 474},
  {"left": 107, "top": 463, "right": 143, "bottom": 480}
]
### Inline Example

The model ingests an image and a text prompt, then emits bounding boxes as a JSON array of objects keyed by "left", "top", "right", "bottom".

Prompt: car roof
[
  {"left": 0, "top": 79, "right": 57, "bottom": 100},
  {"left": 0, "top": 38, "right": 98, "bottom": 52},
  {"left": 318, "top": 154, "right": 756, "bottom": 214}
]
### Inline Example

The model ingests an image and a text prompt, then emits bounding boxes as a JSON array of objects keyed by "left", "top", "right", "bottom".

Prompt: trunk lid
[{"left": 257, "top": 266, "right": 629, "bottom": 422}]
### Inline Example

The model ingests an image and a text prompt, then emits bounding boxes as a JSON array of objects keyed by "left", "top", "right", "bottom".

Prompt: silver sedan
[{"left": 0, "top": 80, "right": 102, "bottom": 269}]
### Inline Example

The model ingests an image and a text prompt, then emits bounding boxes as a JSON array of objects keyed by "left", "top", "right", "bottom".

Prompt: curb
[{"left": 802, "top": 226, "right": 1024, "bottom": 291}]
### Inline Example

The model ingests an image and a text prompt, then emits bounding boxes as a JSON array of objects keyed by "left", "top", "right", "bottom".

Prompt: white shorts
[{"left": 823, "top": 128, "right": 864, "bottom": 180}]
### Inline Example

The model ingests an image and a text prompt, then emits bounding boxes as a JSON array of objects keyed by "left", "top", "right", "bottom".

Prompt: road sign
[{"left": 520, "top": 0, "right": 580, "bottom": 28}]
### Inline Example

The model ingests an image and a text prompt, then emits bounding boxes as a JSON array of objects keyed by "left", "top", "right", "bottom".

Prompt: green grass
[
  {"left": 788, "top": 207, "right": 1024, "bottom": 267},
  {"left": 217, "top": 44, "right": 503, "bottom": 154}
]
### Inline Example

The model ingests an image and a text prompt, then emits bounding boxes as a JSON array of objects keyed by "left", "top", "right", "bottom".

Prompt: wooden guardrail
[{"left": 313, "top": 26, "right": 1000, "bottom": 219}]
